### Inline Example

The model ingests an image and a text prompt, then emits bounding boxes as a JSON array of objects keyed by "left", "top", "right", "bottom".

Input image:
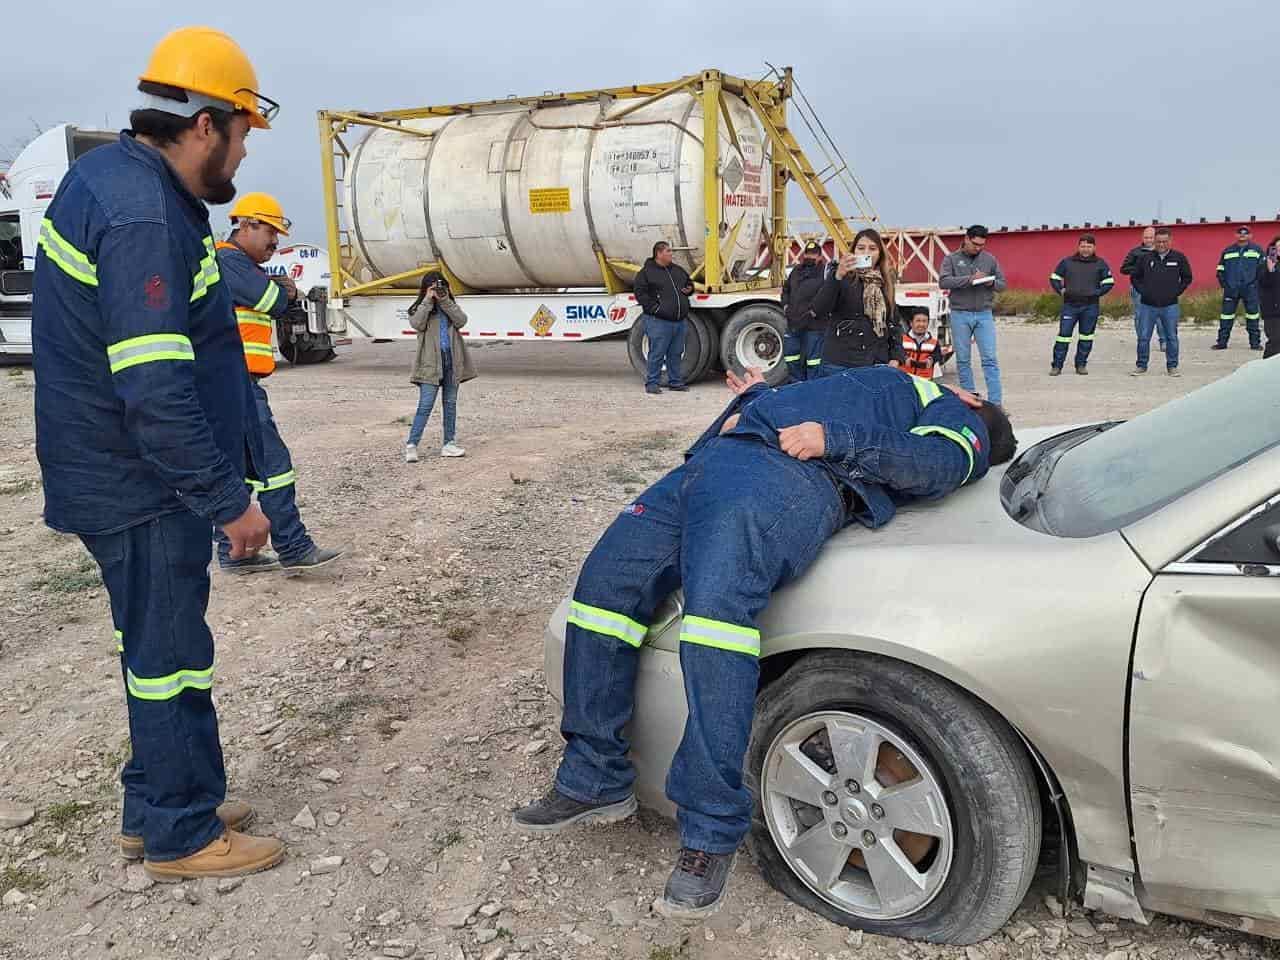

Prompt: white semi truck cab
[{"left": 0, "top": 125, "right": 115, "bottom": 358}]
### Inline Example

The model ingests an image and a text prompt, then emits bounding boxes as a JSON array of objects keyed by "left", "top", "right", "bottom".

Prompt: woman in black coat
[{"left": 809, "top": 227, "right": 904, "bottom": 375}]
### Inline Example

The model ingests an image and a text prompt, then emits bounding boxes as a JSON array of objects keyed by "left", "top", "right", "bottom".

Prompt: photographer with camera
[
  {"left": 1258, "top": 235, "right": 1280, "bottom": 358},
  {"left": 215, "top": 193, "right": 343, "bottom": 572},
  {"left": 404, "top": 271, "right": 475, "bottom": 462}
]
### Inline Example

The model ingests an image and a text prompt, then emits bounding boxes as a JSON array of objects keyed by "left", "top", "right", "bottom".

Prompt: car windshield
[{"left": 1019, "top": 360, "right": 1280, "bottom": 537}]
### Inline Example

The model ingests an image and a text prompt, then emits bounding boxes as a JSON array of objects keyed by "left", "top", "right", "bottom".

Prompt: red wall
[
  {"left": 780, "top": 219, "right": 1280, "bottom": 294},
  {"left": 983, "top": 221, "right": 1280, "bottom": 295}
]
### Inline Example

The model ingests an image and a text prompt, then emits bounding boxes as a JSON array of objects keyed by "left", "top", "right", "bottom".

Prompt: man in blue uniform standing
[
  {"left": 213, "top": 192, "right": 342, "bottom": 573},
  {"left": 513, "top": 366, "right": 1017, "bottom": 919},
  {"left": 32, "top": 27, "right": 288, "bottom": 881},
  {"left": 1213, "top": 226, "right": 1264, "bottom": 351}
]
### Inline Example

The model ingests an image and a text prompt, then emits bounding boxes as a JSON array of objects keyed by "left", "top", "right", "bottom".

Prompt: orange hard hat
[
  {"left": 230, "top": 192, "right": 290, "bottom": 235},
  {"left": 138, "top": 27, "right": 278, "bottom": 129}
]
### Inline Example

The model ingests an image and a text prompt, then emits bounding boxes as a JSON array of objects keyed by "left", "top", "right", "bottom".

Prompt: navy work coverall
[
  {"left": 1216, "top": 241, "right": 1264, "bottom": 348},
  {"left": 1049, "top": 254, "right": 1115, "bottom": 370},
  {"left": 555, "top": 367, "right": 991, "bottom": 853},
  {"left": 212, "top": 242, "right": 316, "bottom": 567},
  {"left": 32, "top": 133, "right": 264, "bottom": 861}
]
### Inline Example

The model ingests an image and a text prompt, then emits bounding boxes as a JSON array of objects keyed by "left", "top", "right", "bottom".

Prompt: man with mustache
[{"left": 31, "top": 27, "right": 287, "bottom": 881}]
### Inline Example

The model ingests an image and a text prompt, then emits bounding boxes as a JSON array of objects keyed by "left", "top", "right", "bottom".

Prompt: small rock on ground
[
  {"left": 309, "top": 855, "right": 344, "bottom": 875},
  {"left": 441, "top": 901, "right": 483, "bottom": 928},
  {"left": 216, "top": 877, "right": 244, "bottom": 894},
  {"left": 316, "top": 768, "right": 342, "bottom": 783},
  {"left": 292, "top": 805, "right": 317, "bottom": 830},
  {"left": 369, "top": 849, "right": 390, "bottom": 876},
  {"left": 382, "top": 938, "right": 415, "bottom": 958},
  {"left": 0, "top": 801, "right": 36, "bottom": 830}
]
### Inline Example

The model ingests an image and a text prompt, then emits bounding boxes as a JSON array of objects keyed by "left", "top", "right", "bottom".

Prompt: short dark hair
[
  {"left": 1154, "top": 227, "right": 1172, "bottom": 239},
  {"left": 975, "top": 402, "right": 1017, "bottom": 466},
  {"left": 965, "top": 225, "right": 989, "bottom": 240},
  {"left": 1079, "top": 233, "right": 1096, "bottom": 244},
  {"left": 652, "top": 241, "right": 671, "bottom": 257},
  {"left": 129, "top": 103, "right": 237, "bottom": 147}
]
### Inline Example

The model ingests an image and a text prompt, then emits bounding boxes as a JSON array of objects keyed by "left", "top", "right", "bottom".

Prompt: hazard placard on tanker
[{"left": 529, "top": 187, "right": 572, "bottom": 214}]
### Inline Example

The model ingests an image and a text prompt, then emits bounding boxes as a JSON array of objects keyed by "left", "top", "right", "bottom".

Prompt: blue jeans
[
  {"left": 643, "top": 314, "right": 687, "bottom": 388},
  {"left": 216, "top": 380, "right": 313, "bottom": 567},
  {"left": 555, "top": 436, "right": 844, "bottom": 853},
  {"left": 81, "top": 512, "right": 227, "bottom": 861},
  {"left": 1217, "top": 288, "right": 1262, "bottom": 347},
  {"left": 407, "top": 355, "right": 458, "bottom": 446},
  {"left": 1138, "top": 303, "right": 1180, "bottom": 370},
  {"left": 950, "top": 309, "right": 1002, "bottom": 405},
  {"left": 783, "top": 330, "right": 825, "bottom": 381},
  {"left": 1052, "top": 302, "right": 1099, "bottom": 369}
]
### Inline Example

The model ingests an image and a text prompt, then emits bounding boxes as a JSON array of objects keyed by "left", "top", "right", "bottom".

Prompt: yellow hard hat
[
  {"left": 138, "top": 27, "right": 278, "bottom": 130},
  {"left": 230, "top": 193, "right": 290, "bottom": 235}
]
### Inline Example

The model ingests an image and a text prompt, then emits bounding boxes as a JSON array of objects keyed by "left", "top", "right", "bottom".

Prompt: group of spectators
[{"left": 1050, "top": 224, "right": 1279, "bottom": 378}]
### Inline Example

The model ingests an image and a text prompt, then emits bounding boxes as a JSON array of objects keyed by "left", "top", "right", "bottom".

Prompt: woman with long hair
[
  {"left": 808, "top": 227, "right": 903, "bottom": 375},
  {"left": 1259, "top": 234, "right": 1280, "bottom": 358}
]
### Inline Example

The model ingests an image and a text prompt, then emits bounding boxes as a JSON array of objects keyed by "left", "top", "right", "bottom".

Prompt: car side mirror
[{"left": 1264, "top": 524, "right": 1280, "bottom": 559}]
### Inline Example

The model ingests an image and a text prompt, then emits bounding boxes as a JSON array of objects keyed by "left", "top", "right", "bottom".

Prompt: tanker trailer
[{"left": 318, "top": 68, "right": 877, "bottom": 383}]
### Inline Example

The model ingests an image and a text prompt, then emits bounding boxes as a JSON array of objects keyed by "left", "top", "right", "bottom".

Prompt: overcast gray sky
[{"left": 5, "top": 0, "right": 1277, "bottom": 242}]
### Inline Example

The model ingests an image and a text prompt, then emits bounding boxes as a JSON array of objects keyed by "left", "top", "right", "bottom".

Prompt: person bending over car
[{"left": 513, "top": 365, "right": 1017, "bottom": 919}]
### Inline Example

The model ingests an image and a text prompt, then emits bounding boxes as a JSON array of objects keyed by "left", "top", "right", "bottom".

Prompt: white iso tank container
[{"left": 345, "top": 91, "right": 769, "bottom": 290}]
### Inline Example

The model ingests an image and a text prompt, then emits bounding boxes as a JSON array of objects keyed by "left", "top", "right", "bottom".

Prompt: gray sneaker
[
  {"left": 511, "top": 787, "right": 636, "bottom": 834},
  {"left": 657, "top": 847, "right": 737, "bottom": 921},
  {"left": 220, "top": 552, "right": 280, "bottom": 574},
  {"left": 281, "top": 546, "right": 344, "bottom": 570}
]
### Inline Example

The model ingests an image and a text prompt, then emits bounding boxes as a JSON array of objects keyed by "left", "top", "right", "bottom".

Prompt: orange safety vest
[
  {"left": 217, "top": 241, "right": 278, "bottom": 377},
  {"left": 901, "top": 333, "right": 939, "bottom": 378}
]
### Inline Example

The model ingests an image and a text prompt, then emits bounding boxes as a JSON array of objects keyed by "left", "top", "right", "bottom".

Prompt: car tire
[
  {"left": 719, "top": 303, "right": 789, "bottom": 385},
  {"left": 745, "top": 651, "right": 1041, "bottom": 945}
]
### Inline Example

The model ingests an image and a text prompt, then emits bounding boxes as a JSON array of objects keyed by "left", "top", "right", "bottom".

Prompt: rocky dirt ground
[{"left": 0, "top": 321, "right": 1276, "bottom": 960}]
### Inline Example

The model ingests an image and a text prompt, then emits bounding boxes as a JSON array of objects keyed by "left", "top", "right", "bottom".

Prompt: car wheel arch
[{"left": 757, "top": 642, "right": 1083, "bottom": 907}]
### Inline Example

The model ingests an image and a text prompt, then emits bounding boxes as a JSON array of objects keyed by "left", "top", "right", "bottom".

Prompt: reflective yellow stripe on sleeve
[
  {"left": 190, "top": 236, "right": 221, "bottom": 302},
  {"left": 253, "top": 281, "right": 280, "bottom": 314},
  {"left": 106, "top": 334, "right": 195, "bottom": 373},
  {"left": 910, "top": 425, "right": 975, "bottom": 483},
  {"left": 910, "top": 374, "right": 943, "bottom": 407},
  {"left": 38, "top": 219, "right": 98, "bottom": 287}
]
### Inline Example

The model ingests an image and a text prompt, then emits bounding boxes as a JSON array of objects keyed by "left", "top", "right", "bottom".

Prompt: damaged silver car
[{"left": 544, "top": 358, "right": 1280, "bottom": 944}]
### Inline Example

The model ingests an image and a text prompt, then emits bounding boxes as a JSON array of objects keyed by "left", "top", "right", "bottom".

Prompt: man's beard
[{"left": 201, "top": 136, "right": 236, "bottom": 205}]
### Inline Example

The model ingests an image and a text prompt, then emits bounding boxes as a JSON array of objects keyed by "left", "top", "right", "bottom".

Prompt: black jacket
[
  {"left": 632, "top": 258, "right": 691, "bottom": 322},
  {"left": 1050, "top": 254, "right": 1115, "bottom": 305},
  {"left": 781, "top": 261, "right": 827, "bottom": 332},
  {"left": 1259, "top": 258, "right": 1280, "bottom": 318},
  {"left": 1119, "top": 244, "right": 1153, "bottom": 278},
  {"left": 811, "top": 268, "right": 904, "bottom": 369},
  {"left": 1132, "top": 249, "right": 1193, "bottom": 308}
]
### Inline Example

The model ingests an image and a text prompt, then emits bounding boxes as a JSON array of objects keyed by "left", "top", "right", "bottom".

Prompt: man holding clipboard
[{"left": 940, "top": 225, "right": 1007, "bottom": 405}]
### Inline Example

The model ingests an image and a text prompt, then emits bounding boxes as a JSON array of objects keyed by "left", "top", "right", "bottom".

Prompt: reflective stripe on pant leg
[
  {"left": 126, "top": 664, "right": 214, "bottom": 701},
  {"left": 679, "top": 614, "right": 760, "bottom": 657},
  {"left": 114, "top": 629, "right": 124, "bottom": 654},
  {"left": 567, "top": 600, "right": 649, "bottom": 648}
]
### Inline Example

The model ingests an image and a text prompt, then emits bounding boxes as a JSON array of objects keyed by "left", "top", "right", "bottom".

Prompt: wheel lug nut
[
  {"left": 822, "top": 791, "right": 838, "bottom": 806},
  {"left": 833, "top": 822, "right": 848, "bottom": 839},
  {"left": 845, "top": 780, "right": 860, "bottom": 795},
  {"left": 862, "top": 830, "right": 877, "bottom": 847},
  {"left": 871, "top": 803, "right": 885, "bottom": 820}
]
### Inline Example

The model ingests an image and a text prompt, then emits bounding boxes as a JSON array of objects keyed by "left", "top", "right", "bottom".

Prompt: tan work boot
[
  {"left": 143, "top": 830, "right": 285, "bottom": 883},
  {"left": 120, "top": 800, "right": 256, "bottom": 860}
]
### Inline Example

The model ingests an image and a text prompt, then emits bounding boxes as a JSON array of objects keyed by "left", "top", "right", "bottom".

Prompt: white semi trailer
[{"left": 318, "top": 67, "right": 948, "bottom": 384}]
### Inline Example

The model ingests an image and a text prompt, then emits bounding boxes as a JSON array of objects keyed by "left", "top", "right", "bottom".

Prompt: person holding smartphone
[
  {"left": 1258, "top": 235, "right": 1280, "bottom": 358},
  {"left": 807, "top": 228, "right": 904, "bottom": 376},
  {"left": 404, "top": 271, "right": 475, "bottom": 461}
]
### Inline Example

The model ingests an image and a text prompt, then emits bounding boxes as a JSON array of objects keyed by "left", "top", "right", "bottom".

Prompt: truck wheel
[
  {"left": 720, "top": 303, "right": 788, "bottom": 385},
  {"left": 627, "top": 316, "right": 706, "bottom": 384},
  {"left": 746, "top": 651, "right": 1041, "bottom": 945},
  {"left": 687, "top": 313, "right": 716, "bottom": 383},
  {"left": 279, "top": 341, "right": 336, "bottom": 365}
]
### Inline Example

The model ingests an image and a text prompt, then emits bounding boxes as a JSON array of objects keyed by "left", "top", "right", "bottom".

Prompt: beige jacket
[{"left": 409, "top": 296, "right": 476, "bottom": 385}]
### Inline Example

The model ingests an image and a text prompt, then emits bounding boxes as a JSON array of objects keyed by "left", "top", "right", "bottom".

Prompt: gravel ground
[{"left": 0, "top": 320, "right": 1276, "bottom": 960}]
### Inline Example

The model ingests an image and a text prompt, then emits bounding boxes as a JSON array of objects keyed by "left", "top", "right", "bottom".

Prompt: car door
[{"left": 1128, "top": 492, "right": 1280, "bottom": 928}]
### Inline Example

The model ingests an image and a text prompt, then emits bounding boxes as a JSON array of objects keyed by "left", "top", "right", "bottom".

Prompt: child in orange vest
[{"left": 901, "top": 309, "right": 951, "bottom": 379}]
